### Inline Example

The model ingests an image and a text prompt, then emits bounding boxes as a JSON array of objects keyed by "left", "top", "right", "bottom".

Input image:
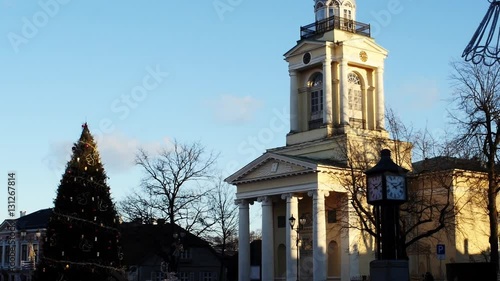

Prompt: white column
[
  {"left": 237, "top": 199, "right": 251, "bottom": 281},
  {"left": 290, "top": 70, "right": 299, "bottom": 132},
  {"left": 339, "top": 59, "right": 349, "bottom": 125},
  {"left": 281, "top": 193, "right": 299, "bottom": 281},
  {"left": 308, "top": 190, "right": 329, "bottom": 281},
  {"left": 258, "top": 196, "right": 274, "bottom": 281},
  {"left": 323, "top": 48, "right": 333, "bottom": 125},
  {"left": 376, "top": 67, "right": 385, "bottom": 130}
]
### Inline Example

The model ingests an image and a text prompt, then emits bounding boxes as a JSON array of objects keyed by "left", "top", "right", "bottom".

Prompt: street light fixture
[
  {"left": 289, "top": 214, "right": 306, "bottom": 281},
  {"left": 164, "top": 231, "right": 186, "bottom": 280}
]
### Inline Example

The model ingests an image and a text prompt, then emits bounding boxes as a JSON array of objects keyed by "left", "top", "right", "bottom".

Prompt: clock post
[{"left": 365, "top": 149, "right": 409, "bottom": 281}]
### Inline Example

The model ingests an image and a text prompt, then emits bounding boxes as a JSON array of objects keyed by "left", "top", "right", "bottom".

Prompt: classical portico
[
  {"left": 227, "top": 153, "right": 372, "bottom": 281},
  {"left": 225, "top": 0, "right": 395, "bottom": 280}
]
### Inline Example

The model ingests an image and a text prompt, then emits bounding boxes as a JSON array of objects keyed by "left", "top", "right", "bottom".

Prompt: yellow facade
[{"left": 226, "top": 1, "right": 498, "bottom": 281}]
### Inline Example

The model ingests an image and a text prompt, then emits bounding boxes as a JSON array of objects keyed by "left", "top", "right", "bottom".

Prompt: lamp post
[
  {"left": 164, "top": 231, "right": 186, "bottom": 281},
  {"left": 289, "top": 215, "right": 306, "bottom": 281},
  {"left": 365, "top": 149, "right": 409, "bottom": 281}
]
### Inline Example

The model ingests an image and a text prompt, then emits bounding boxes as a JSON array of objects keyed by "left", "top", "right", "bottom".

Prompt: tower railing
[{"left": 300, "top": 16, "right": 371, "bottom": 39}]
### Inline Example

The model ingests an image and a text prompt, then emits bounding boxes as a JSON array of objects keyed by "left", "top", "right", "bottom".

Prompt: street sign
[{"left": 437, "top": 244, "right": 445, "bottom": 260}]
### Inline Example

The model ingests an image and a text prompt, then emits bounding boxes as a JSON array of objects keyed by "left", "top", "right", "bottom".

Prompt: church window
[
  {"left": 342, "top": 2, "right": 353, "bottom": 30},
  {"left": 308, "top": 73, "right": 324, "bottom": 127},
  {"left": 328, "top": 209, "right": 337, "bottom": 223},
  {"left": 348, "top": 72, "right": 363, "bottom": 124},
  {"left": 315, "top": 2, "right": 325, "bottom": 21},
  {"left": 277, "top": 216, "right": 286, "bottom": 228}
]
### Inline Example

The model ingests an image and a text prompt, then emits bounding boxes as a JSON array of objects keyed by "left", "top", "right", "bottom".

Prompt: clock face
[
  {"left": 303, "top": 52, "right": 311, "bottom": 64},
  {"left": 386, "top": 175, "right": 406, "bottom": 200},
  {"left": 367, "top": 175, "right": 383, "bottom": 202}
]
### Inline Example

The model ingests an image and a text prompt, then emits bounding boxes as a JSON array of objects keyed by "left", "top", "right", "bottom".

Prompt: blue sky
[{"left": 0, "top": 0, "right": 488, "bottom": 226}]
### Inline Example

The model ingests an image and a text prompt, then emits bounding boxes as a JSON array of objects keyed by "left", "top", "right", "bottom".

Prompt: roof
[
  {"left": 120, "top": 222, "right": 213, "bottom": 266},
  {"left": 16, "top": 208, "right": 52, "bottom": 230},
  {"left": 411, "top": 156, "right": 487, "bottom": 174}
]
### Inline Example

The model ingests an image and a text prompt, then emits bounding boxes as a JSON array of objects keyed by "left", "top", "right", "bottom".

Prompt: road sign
[{"left": 437, "top": 244, "right": 445, "bottom": 260}]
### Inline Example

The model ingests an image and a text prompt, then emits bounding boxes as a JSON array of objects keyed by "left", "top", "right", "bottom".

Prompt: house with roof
[
  {"left": 0, "top": 208, "right": 51, "bottom": 281},
  {"left": 120, "top": 221, "right": 229, "bottom": 281}
]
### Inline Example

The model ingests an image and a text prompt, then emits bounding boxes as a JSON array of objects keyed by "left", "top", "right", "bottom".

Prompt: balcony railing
[{"left": 300, "top": 16, "right": 371, "bottom": 39}]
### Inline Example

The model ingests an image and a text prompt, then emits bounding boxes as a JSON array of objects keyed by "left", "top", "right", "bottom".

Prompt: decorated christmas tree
[{"left": 35, "top": 123, "right": 125, "bottom": 281}]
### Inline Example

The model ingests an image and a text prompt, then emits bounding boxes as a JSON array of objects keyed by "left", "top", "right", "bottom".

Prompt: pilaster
[{"left": 290, "top": 70, "right": 299, "bottom": 132}]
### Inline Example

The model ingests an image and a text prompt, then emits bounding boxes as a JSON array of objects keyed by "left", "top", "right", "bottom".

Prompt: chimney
[{"left": 19, "top": 211, "right": 26, "bottom": 217}]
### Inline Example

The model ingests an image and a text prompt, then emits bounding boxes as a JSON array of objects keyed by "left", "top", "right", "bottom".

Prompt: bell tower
[{"left": 284, "top": 0, "right": 389, "bottom": 152}]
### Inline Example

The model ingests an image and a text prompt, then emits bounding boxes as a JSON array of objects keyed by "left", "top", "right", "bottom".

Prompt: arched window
[
  {"left": 348, "top": 72, "right": 363, "bottom": 125},
  {"left": 308, "top": 72, "right": 323, "bottom": 129},
  {"left": 330, "top": 1, "right": 340, "bottom": 18},
  {"left": 342, "top": 2, "right": 354, "bottom": 30},
  {"left": 315, "top": 2, "right": 325, "bottom": 21},
  {"left": 328, "top": 241, "right": 341, "bottom": 277}
]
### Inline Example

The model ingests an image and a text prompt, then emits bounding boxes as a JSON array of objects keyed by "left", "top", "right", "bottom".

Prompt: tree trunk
[{"left": 488, "top": 178, "right": 499, "bottom": 271}]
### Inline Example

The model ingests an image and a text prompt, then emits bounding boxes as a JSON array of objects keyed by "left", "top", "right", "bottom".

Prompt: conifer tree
[{"left": 35, "top": 123, "right": 125, "bottom": 281}]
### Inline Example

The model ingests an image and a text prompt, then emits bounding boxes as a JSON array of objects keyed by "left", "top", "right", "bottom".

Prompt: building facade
[
  {"left": 0, "top": 209, "right": 51, "bottom": 281},
  {"left": 226, "top": 1, "right": 397, "bottom": 281}
]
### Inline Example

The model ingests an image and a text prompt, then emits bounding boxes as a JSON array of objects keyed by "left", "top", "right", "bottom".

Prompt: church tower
[
  {"left": 280, "top": 0, "right": 389, "bottom": 161},
  {"left": 226, "top": 3, "right": 405, "bottom": 281}
]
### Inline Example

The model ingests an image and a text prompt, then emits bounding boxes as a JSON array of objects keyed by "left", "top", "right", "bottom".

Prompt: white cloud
[
  {"left": 43, "top": 133, "right": 172, "bottom": 173},
  {"left": 208, "top": 94, "right": 263, "bottom": 124}
]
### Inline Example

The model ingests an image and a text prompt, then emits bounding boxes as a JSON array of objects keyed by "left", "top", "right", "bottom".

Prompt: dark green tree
[{"left": 35, "top": 123, "right": 125, "bottom": 281}]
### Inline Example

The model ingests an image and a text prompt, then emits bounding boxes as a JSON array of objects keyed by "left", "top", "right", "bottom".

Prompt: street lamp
[
  {"left": 289, "top": 215, "right": 306, "bottom": 281},
  {"left": 164, "top": 231, "right": 186, "bottom": 281}
]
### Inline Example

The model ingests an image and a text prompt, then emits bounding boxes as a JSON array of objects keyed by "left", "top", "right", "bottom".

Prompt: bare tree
[
  {"left": 206, "top": 176, "right": 238, "bottom": 281},
  {"left": 331, "top": 110, "right": 460, "bottom": 259},
  {"left": 449, "top": 60, "right": 500, "bottom": 270},
  {"left": 123, "top": 139, "right": 219, "bottom": 235},
  {"left": 118, "top": 189, "right": 159, "bottom": 224}
]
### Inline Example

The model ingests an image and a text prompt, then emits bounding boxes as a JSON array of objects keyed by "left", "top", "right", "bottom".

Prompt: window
[
  {"left": 200, "top": 272, "right": 216, "bottom": 281},
  {"left": 179, "top": 248, "right": 192, "bottom": 260},
  {"left": 308, "top": 72, "right": 324, "bottom": 129},
  {"left": 151, "top": 272, "right": 165, "bottom": 281},
  {"left": 328, "top": 210, "right": 337, "bottom": 223},
  {"left": 348, "top": 72, "right": 363, "bottom": 125},
  {"left": 179, "top": 272, "right": 194, "bottom": 281},
  {"left": 21, "top": 244, "right": 27, "bottom": 261},
  {"left": 315, "top": 2, "right": 325, "bottom": 21},
  {"left": 33, "top": 244, "right": 39, "bottom": 263},
  {"left": 277, "top": 216, "right": 286, "bottom": 228},
  {"left": 4, "top": 245, "right": 10, "bottom": 266}
]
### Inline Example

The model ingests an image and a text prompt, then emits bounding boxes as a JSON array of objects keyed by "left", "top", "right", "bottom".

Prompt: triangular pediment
[
  {"left": 284, "top": 40, "right": 326, "bottom": 59},
  {"left": 225, "top": 152, "right": 319, "bottom": 184},
  {"left": 0, "top": 219, "right": 16, "bottom": 233},
  {"left": 341, "top": 37, "right": 388, "bottom": 56}
]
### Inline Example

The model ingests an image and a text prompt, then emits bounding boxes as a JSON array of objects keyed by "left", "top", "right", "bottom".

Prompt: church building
[
  {"left": 226, "top": 1, "right": 412, "bottom": 281},
  {"left": 227, "top": 1, "right": 498, "bottom": 281}
]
